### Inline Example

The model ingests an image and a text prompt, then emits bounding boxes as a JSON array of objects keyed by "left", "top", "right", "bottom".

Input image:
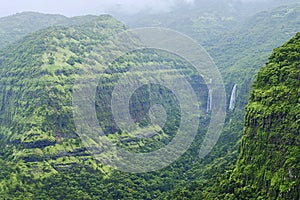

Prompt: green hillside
[
  {"left": 0, "top": 12, "right": 128, "bottom": 49},
  {"left": 0, "top": 15, "right": 127, "bottom": 199},
  {"left": 159, "top": 5, "right": 300, "bottom": 199},
  {"left": 0, "top": 2, "right": 299, "bottom": 199},
  {"left": 213, "top": 4, "right": 300, "bottom": 107},
  {"left": 124, "top": 3, "right": 300, "bottom": 107},
  {"left": 0, "top": 12, "right": 67, "bottom": 48},
  {"left": 0, "top": 13, "right": 213, "bottom": 199},
  {"left": 167, "top": 32, "right": 300, "bottom": 200},
  {"left": 221, "top": 32, "right": 300, "bottom": 200}
]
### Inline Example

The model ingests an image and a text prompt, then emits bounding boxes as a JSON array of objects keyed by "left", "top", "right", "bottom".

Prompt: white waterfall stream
[
  {"left": 229, "top": 84, "right": 237, "bottom": 111},
  {"left": 206, "top": 79, "right": 213, "bottom": 113}
]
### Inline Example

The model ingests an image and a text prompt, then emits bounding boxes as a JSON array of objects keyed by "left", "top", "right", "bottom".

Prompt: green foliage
[
  {"left": 0, "top": 12, "right": 124, "bottom": 50},
  {"left": 0, "top": 15, "right": 129, "bottom": 199},
  {"left": 0, "top": 3, "right": 300, "bottom": 200},
  {"left": 0, "top": 12, "right": 211, "bottom": 199},
  {"left": 221, "top": 33, "right": 300, "bottom": 199}
]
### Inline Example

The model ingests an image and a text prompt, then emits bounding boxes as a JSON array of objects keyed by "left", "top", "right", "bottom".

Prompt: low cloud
[
  {"left": 234, "top": 0, "right": 268, "bottom": 2},
  {"left": 0, "top": 0, "right": 278, "bottom": 18},
  {"left": 0, "top": 0, "right": 196, "bottom": 17},
  {"left": 104, "top": 0, "right": 195, "bottom": 15}
]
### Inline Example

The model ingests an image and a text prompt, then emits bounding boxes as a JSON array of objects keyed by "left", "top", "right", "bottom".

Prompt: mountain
[
  {"left": 0, "top": 2, "right": 299, "bottom": 199},
  {"left": 119, "top": 0, "right": 299, "bottom": 45},
  {"left": 167, "top": 32, "right": 300, "bottom": 200},
  {"left": 213, "top": 3, "right": 300, "bottom": 108},
  {"left": 0, "top": 13, "right": 211, "bottom": 199},
  {"left": 121, "top": 2, "right": 300, "bottom": 95},
  {"left": 0, "top": 12, "right": 127, "bottom": 49},
  {"left": 221, "top": 32, "right": 300, "bottom": 199},
  {"left": 158, "top": 4, "right": 300, "bottom": 199},
  {"left": 0, "top": 12, "right": 67, "bottom": 48},
  {"left": 0, "top": 15, "right": 128, "bottom": 199}
]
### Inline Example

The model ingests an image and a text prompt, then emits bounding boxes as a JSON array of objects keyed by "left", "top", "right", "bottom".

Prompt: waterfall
[
  {"left": 206, "top": 89, "right": 212, "bottom": 113},
  {"left": 206, "top": 89, "right": 210, "bottom": 113},
  {"left": 229, "top": 84, "right": 237, "bottom": 111},
  {"left": 206, "top": 79, "right": 213, "bottom": 113}
]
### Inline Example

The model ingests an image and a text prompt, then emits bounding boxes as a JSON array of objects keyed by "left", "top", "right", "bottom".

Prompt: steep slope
[
  {"left": 123, "top": 3, "right": 300, "bottom": 108},
  {"left": 0, "top": 13, "right": 212, "bottom": 199},
  {"left": 221, "top": 33, "right": 300, "bottom": 199},
  {"left": 1, "top": 3, "right": 299, "bottom": 199},
  {"left": 161, "top": 4, "right": 300, "bottom": 199},
  {"left": 214, "top": 4, "right": 300, "bottom": 107},
  {"left": 0, "top": 15, "right": 127, "bottom": 199}
]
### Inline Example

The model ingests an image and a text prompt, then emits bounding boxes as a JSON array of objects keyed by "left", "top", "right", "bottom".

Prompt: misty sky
[
  {"left": 1, "top": 0, "right": 189, "bottom": 17},
  {"left": 0, "top": 0, "right": 269, "bottom": 18}
]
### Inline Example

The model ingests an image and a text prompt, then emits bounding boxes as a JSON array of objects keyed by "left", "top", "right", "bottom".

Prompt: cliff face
[
  {"left": 0, "top": 14, "right": 124, "bottom": 154},
  {"left": 0, "top": 13, "right": 209, "bottom": 199},
  {"left": 227, "top": 33, "right": 300, "bottom": 199},
  {"left": 0, "top": 15, "right": 126, "bottom": 199}
]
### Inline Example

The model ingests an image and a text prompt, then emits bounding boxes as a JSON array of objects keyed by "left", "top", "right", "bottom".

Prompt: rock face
[{"left": 227, "top": 33, "right": 300, "bottom": 199}]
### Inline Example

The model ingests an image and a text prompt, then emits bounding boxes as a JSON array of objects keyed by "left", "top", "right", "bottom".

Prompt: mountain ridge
[
  {"left": 0, "top": 3, "right": 299, "bottom": 199},
  {"left": 0, "top": 11, "right": 121, "bottom": 49}
]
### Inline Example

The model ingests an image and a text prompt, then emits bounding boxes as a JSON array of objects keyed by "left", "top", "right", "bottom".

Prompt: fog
[
  {"left": 0, "top": 0, "right": 282, "bottom": 18},
  {"left": 1, "top": 0, "right": 194, "bottom": 17}
]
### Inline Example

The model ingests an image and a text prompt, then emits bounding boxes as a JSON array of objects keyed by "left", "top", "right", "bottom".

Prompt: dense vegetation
[
  {"left": 0, "top": 13, "right": 212, "bottom": 199},
  {"left": 223, "top": 32, "right": 300, "bottom": 200},
  {"left": 171, "top": 31, "right": 300, "bottom": 200},
  {"left": 0, "top": 12, "right": 123, "bottom": 49},
  {"left": 0, "top": 2, "right": 299, "bottom": 199},
  {"left": 125, "top": 2, "right": 300, "bottom": 107}
]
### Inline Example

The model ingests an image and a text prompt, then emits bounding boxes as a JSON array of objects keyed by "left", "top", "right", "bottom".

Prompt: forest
[{"left": 0, "top": 0, "right": 299, "bottom": 199}]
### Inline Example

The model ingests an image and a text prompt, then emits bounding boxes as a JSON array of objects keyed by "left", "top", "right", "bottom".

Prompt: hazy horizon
[{"left": 0, "top": 0, "right": 288, "bottom": 18}]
